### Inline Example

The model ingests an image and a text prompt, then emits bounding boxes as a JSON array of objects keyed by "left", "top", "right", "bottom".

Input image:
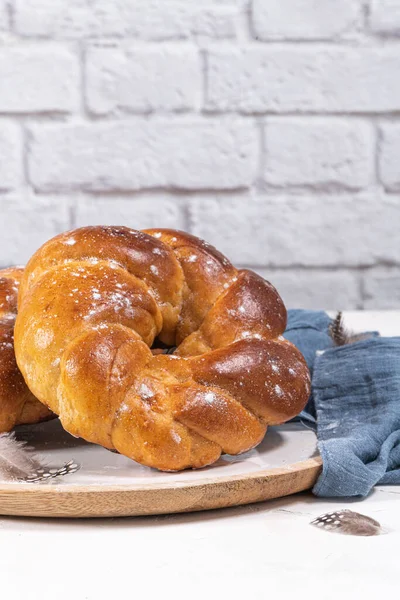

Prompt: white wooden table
[{"left": 1, "top": 311, "right": 399, "bottom": 599}]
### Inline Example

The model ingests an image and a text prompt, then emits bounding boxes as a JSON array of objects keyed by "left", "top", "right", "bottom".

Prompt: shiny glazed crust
[
  {"left": 15, "top": 227, "right": 310, "bottom": 471},
  {"left": 0, "top": 267, "right": 53, "bottom": 432}
]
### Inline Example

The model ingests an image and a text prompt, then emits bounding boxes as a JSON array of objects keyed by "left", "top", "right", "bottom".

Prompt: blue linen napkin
[
  {"left": 284, "top": 310, "right": 400, "bottom": 497},
  {"left": 285, "top": 310, "right": 334, "bottom": 421}
]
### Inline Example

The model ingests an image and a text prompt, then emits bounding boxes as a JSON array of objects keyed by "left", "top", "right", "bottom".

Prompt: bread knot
[{"left": 15, "top": 227, "right": 310, "bottom": 471}]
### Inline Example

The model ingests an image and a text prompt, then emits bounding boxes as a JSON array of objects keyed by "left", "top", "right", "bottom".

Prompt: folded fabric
[
  {"left": 285, "top": 310, "right": 334, "bottom": 421},
  {"left": 285, "top": 310, "right": 400, "bottom": 497}
]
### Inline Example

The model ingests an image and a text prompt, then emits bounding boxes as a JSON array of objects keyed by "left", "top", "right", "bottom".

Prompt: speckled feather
[
  {"left": 329, "top": 312, "right": 373, "bottom": 346},
  {"left": 0, "top": 431, "right": 79, "bottom": 483},
  {"left": 311, "top": 510, "right": 382, "bottom": 536}
]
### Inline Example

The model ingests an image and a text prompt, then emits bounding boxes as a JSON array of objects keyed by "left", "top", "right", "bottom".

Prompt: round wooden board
[{"left": 0, "top": 421, "right": 322, "bottom": 518}]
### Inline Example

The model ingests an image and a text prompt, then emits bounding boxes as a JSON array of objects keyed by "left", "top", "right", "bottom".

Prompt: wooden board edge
[{"left": 0, "top": 457, "right": 323, "bottom": 518}]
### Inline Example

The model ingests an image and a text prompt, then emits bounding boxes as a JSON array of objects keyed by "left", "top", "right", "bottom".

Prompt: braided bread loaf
[
  {"left": 15, "top": 227, "right": 310, "bottom": 471},
  {"left": 0, "top": 267, "right": 53, "bottom": 432}
]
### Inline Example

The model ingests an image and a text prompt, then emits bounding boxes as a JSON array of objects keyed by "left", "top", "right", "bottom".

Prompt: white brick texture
[
  {"left": 0, "top": 0, "right": 7, "bottom": 30},
  {"left": 363, "top": 268, "right": 400, "bottom": 309},
  {"left": 0, "top": 195, "right": 70, "bottom": 266},
  {"left": 0, "top": 46, "right": 78, "bottom": 113},
  {"left": 15, "top": 0, "right": 237, "bottom": 40},
  {"left": 206, "top": 48, "right": 400, "bottom": 113},
  {"left": 189, "top": 195, "right": 400, "bottom": 268},
  {"left": 0, "top": 0, "right": 398, "bottom": 309},
  {"left": 369, "top": 0, "right": 400, "bottom": 34},
  {"left": 252, "top": 0, "right": 361, "bottom": 40},
  {"left": 265, "top": 119, "right": 373, "bottom": 189},
  {"left": 74, "top": 196, "right": 186, "bottom": 230},
  {"left": 0, "top": 122, "right": 22, "bottom": 191},
  {"left": 86, "top": 46, "right": 201, "bottom": 115},
  {"left": 256, "top": 269, "right": 361, "bottom": 310},
  {"left": 28, "top": 120, "right": 257, "bottom": 192},
  {"left": 379, "top": 124, "right": 400, "bottom": 191}
]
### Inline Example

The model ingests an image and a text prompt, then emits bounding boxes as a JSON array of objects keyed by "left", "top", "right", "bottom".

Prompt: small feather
[
  {"left": 311, "top": 510, "right": 382, "bottom": 536},
  {"left": 0, "top": 432, "right": 80, "bottom": 483},
  {"left": 0, "top": 432, "right": 44, "bottom": 480},
  {"left": 24, "top": 460, "right": 80, "bottom": 483},
  {"left": 329, "top": 312, "right": 372, "bottom": 347},
  {"left": 329, "top": 312, "right": 348, "bottom": 346}
]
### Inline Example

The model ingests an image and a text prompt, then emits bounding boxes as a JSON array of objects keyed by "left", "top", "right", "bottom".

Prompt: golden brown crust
[
  {"left": 15, "top": 227, "right": 310, "bottom": 471},
  {"left": 0, "top": 267, "right": 53, "bottom": 433}
]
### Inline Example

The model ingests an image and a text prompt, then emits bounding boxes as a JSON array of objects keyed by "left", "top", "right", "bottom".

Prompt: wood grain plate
[{"left": 0, "top": 420, "right": 321, "bottom": 518}]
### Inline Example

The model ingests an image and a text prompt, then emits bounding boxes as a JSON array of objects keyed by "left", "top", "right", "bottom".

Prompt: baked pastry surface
[
  {"left": 15, "top": 227, "right": 310, "bottom": 470},
  {"left": 0, "top": 267, "right": 53, "bottom": 432}
]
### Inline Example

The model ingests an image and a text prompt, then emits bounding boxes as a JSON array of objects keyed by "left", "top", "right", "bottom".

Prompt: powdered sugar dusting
[
  {"left": 150, "top": 265, "right": 159, "bottom": 276},
  {"left": 93, "top": 323, "right": 109, "bottom": 331},
  {"left": 204, "top": 391, "right": 216, "bottom": 404},
  {"left": 109, "top": 260, "right": 121, "bottom": 270},
  {"left": 65, "top": 358, "right": 78, "bottom": 377},
  {"left": 171, "top": 430, "right": 182, "bottom": 444},
  {"left": 0, "top": 340, "right": 13, "bottom": 349},
  {"left": 139, "top": 383, "right": 154, "bottom": 399},
  {"left": 34, "top": 328, "right": 54, "bottom": 350}
]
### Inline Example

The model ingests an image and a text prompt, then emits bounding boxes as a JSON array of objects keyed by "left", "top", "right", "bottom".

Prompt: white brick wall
[
  {"left": 363, "top": 268, "right": 400, "bottom": 309},
  {"left": 0, "top": 46, "right": 79, "bottom": 113},
  {"left": 75, "top": 195, "right": 186, "bottom": 230},
  {"left": 0, "top": 122, "right": 22, "bottom": 191},
  {"left": 86, "top": 46, "right": 202, "bottom": 114},
  {"left": 251, "top": 0, "right": 362, "bottom": 40},
  {"left": 206, "top": 48, "right": 400, "bottom": 113},
  {"left": 14, "top": 0, "right": 238, "bottom": 40},
  {"left": 0, "top": 194, "right": 70, "bottom": 264},
  {"left": 0, "top": 0, "right": 398, "bottom": 310},
  {"left": 28, "top": 119, "right": 257, "bottom": 191},
  {"left": 369, "top": 0, "right": 400, "bottom": 35},
  {"left": 256, "top": 269, "right": 361, "bottom": 311},
  {"left": 379, "top": 124, "right": 400, "bottom": 192},
  {"left": 264, "top": 119, "right": 374, "bottom": 190},
  {"left": 189, "top": 195, "right": 400, "bottom": 267},
  {"left": 0, "top": 0, "right": 7, "bottom": 30}
]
